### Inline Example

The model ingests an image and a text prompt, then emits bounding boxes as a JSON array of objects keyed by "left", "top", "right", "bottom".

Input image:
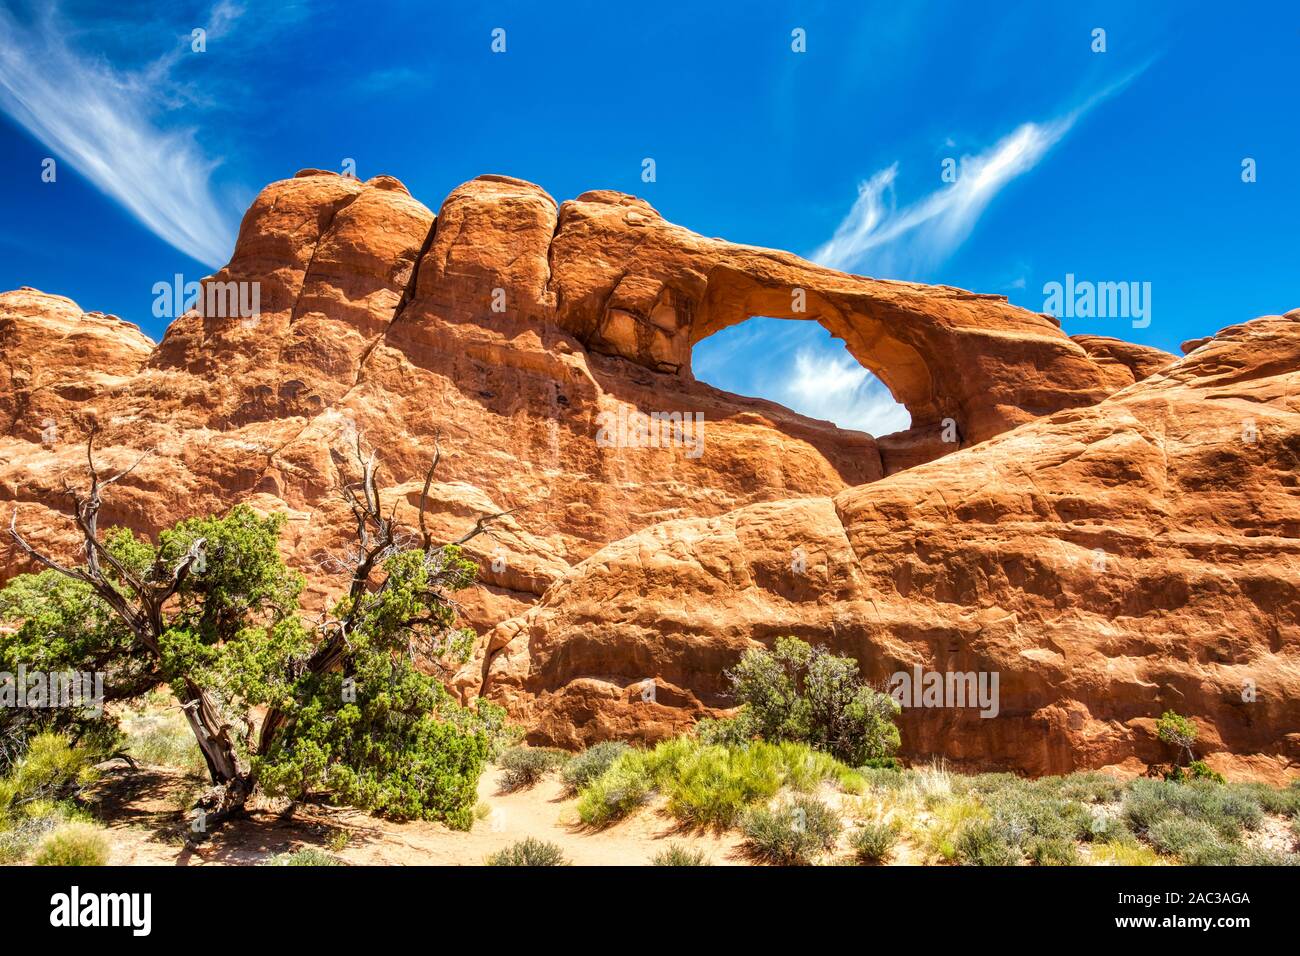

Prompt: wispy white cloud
[
  {"left": 780, "top": 347, "right": 911, "bottom": 436},
  {"left": 811, "top": 74, "right": 1146, "bottom": 279},
  {"left": 811, "top": 117, "right": 1075, "bottom": 278},
  {"left": 694, "top": 319, "right": 913, "bottom": 436},
  {"left": 0, "top": 3, "right": 243, "bottom": 266}
]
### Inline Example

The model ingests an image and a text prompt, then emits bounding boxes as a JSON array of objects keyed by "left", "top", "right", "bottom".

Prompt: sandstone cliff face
[
  {"left": 479, "top": 312, "right": 1300, "bottom": 780},
  {"left": 7, "top": 170, "right": 1291, "bottom": 780}
]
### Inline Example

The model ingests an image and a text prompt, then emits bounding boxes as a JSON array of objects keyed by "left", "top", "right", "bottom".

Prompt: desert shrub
[
  {"left": 1236, "top": 847, "right": 1300, "bottom": 866},
  {"left": 1043, "top": 771, "right": 1126, "bottom": 805},
  {"left": 1156, "top": 710, "right": 1199, "bottom": 764},
  {"left": 1079, "top": 808, "right": 1129, "bottom": 844},
  {"left": 662, "top": 744, "right": 784, "bottom": 829},
  {"left": 1090, "top": 839, "right": 1163, "bottom": 866},
  {"left": 498, "top": 746, "right": 568, "bottom": 791},
  {"left": 981, "top": 783, "right": 1096, "bottom": 845},
  {"left": 695, "top": 716, "right": 752, "bottom": 747},
  {"left": 263, "top": 848, "right": 344, "bottom": 866},
  {"left": 1123, "top": 779, "right": 1262, "bottom": 841},
  {"left": 850, "top": 820, "right": 900, "bottom": 864},
  {"left": 562, "top": 741, "right": 629, "bottom": 794},
  {"left": 1226, "top": 781, "right": 1300, "bottom": 817},
  {"left": 861, "top": 766, "right": 908, "bottom": 791},
  {"left": 1026, "top": 834, "right": 1079, "bottom": 866},
  {"left": 1165, "top": 760, "right": 1226, "bottom": 784},
  {"left": 953, "top": 819, "right": 1021, "bottom": 866},
  {"left": 0, "top": 732, "right": 102, "bottom": 820},
  {"left": 576, "top": 752, "right": 656, "bottom": 827},
  {"left": 1147, "top": 817, "right": 1239, "bottom": 864},
  {"left": 959, "top": 772, "right": 1022, "bottom": 795},
  {"left": 575, "top": 737, "right": 859, "bottom": 830},
  {"left": 485, "top": 837, "right": 567, "bottom": 866},
  {"left": 31, "top": 822, "right": 109, "bottom": 866},
  {"left": 652, "top": 843, "right": 710, "bottom": 866},
  {"left": 741, "top": 795, "right": 842, "bottom": 865},
  {"left": 0, "top": 799, "right": 89, "bottom": 864},
  {"left": 724, "top": 636, "right": 900, "bottom": 765},
  {"left": 922, "top": 796, "right": 988, "bottom": 861}
]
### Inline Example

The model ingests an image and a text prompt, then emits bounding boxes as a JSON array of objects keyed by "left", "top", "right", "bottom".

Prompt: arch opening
[{"left": 692, "top": 316, "right": 912, "bottom": 437}]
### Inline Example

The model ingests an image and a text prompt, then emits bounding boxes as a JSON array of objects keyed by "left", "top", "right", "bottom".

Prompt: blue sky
[{"left": 1, "top": 1, "right": 1296, "bottom": 434}]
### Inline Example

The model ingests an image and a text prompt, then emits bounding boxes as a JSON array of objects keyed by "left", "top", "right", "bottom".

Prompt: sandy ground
[
  {"left": 88, "top": 764, "right": 749, "bottom": 866},
  {"left": 71, "top": 763, "right": 1297, "bottom": 867}
]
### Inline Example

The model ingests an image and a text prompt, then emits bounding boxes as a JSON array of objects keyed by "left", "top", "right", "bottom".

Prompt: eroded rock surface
[
  {"left": 480, "top": 312, "right": 1300, "bottom": 780},
  {"left": 3, "top": 171, "right": 1289, "bottom": 779}
]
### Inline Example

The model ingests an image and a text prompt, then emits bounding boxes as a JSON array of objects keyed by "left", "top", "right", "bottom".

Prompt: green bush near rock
[
  {"left": 850, "top": 820, "right": 900, "bottom": 864},
  {"left": 486, "top": 837, "right": 568, "bottom": 866},
  {"left": 561, "top": 741, "right": 629, "bottom": 795},
  {"left": 497, "top": 746, "right": 569, "bottom": 791},
  {"left": 31, "top": 822, "right": 110, "bottom": 866},
  {"left": 652, "top": 843, "right": 710, "bottom": 866},
  {"left": 741, "top": 795, "right": 842, "bottom": 865}
]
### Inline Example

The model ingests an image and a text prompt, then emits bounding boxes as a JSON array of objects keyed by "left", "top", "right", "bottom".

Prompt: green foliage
[
  {"left": 652, "top": 843, "right": 710, "bottom": 866},
  {"left": 561, "top": 741, "right": 629, "bottom": 794},
  {"left": 1165, "top": 760, "right": 1226, "bottom": 784},
  {"left": 255, "top": 670, "right": 489, "bottom": 829},
  {"left": 850, "top": 820, "right": 900, "bottom": 864},
  {"left": 0, "top": 732, "right": 104, "bottom": 819},
  {"left": 723, "top": 636, "right": 900, "bottom": 765},
  {"left": 662, "top": 744, "right": 784, "bottom": 828},
  {"left": 740, "top": 795, "right": 842, "bottom": 865},
  {"left": 576, "top": 750, "right": 657, "bottom": 827},
  {"left": 1026, "top": 835, "right": 1079, "bottom": 866},
  {"left": 1090, "top": 839, "right": 1163, "bottom": 866},
  {"left": 252, "top": 543, "right": 495, "bottom": 827},
  {"left": 574, "top": 737, "right": 861, "bottom": 830},
  {"left": 1146, "top": 817, "right": 1238, "bottom": 864},
  {"left": 485, "top": 837, "right": 568, "bottom": 866},
  {"left": 2, "top": 501, "right": 497, "bottom": 830},
  {"left": 694, "top": 716, "right": 752, "bottom": 747},
  {"left": 262, "top": 848, "right": 344, "bottom": 866},
  {"left": 498, "top": 746, "right": 569, "bottom": 791},
  {"left": 0, "top": 799, "right": 90, "bottom": 863},
  {"left": 861, "top": 756, "right": 904, "bottom": 770},
  {"left": 953, "top": 819, "right": 1021, "bottom": 866},
  {"left": 1123, "top": 778, "right": 1262, "bottom": 840},
  {"left": 31, "top": 822, "right": 110, "bottom": 866},
  {"left": 1156, "top": 710, "right": 1198, "bottom": 753},
  {"left": 455, "top": 698, "right": 522, "bottom": 760},
  {"left": 0, "top": 571, "right": 141, "bottom": 764}
]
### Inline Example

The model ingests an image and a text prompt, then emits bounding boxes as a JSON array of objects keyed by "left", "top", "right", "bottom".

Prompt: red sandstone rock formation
[{"left": 5, "top": 170, "right": 1293, "bottom": 780}]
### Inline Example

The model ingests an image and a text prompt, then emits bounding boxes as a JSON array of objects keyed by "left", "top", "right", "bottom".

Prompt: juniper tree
[{"left": 4, "top": 423, "right": 511, "bottom": 828}]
